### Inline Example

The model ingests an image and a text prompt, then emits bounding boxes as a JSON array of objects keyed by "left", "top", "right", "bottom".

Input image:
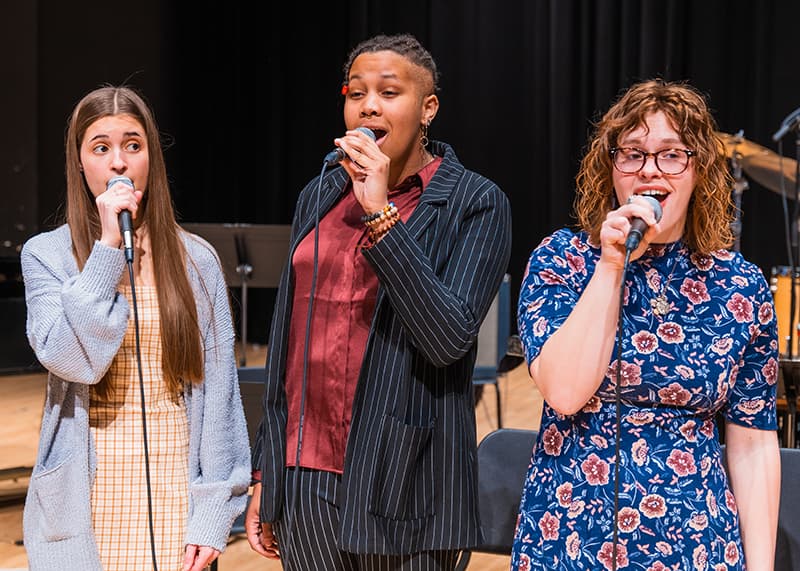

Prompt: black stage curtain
[{"left": 28, "top": 0, "right": 800, "bottom": 338}]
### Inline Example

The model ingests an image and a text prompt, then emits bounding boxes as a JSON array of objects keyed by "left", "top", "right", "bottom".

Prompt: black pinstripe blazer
[{"left": 252, "top": 140, "right": 513, "bottom": 554}]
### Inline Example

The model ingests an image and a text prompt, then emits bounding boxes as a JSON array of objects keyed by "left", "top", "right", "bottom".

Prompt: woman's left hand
[
  {"left": 334, "top": 128, "right": 391, "bottom": 214},
  {"left": 182, "top": 543, "right": 221, "bottom": 571}
]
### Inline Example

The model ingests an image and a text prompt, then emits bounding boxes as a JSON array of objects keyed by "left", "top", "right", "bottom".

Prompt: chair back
[
  {"left": 237, "top": 366, "right": 266, "bottom": 444},
  {"left": 475, "top": 428, "right": 536, "bottom": 552},
  {"left": 777, "top": 446, "right": 800, "bottom": 569},
  {"left": 473, "top": 274, "right": 511, "bottom": 382},
  {"left": 454, "top": 427, "right": 536, "bottom": 570}
]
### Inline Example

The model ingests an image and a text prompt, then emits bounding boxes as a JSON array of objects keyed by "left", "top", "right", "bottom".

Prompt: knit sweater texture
[{"left": 20, "top": 224, "right": 251, "bottom": 570}]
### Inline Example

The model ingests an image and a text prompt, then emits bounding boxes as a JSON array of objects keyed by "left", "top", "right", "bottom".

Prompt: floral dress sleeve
[
  {"left": 720, "top": 259, "right": 779, "bottom": 430},
  {"left": 517, "top": 228, "right": 592, "bottom": 366}
]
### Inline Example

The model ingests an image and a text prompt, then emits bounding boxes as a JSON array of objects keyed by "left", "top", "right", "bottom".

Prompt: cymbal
[
  {"left": 717, "top": 131, "right": 799, "bottom": 195},
  {"left": 741, "top": 152, "right": 798, "bottom": 195},
  {"left": 717, "top": 131, "right": 770, "bottom": 159}
]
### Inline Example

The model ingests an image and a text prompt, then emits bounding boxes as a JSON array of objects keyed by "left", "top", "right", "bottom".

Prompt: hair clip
[{"left": 341, "top": 83, "right": 349, "bottom": 95}]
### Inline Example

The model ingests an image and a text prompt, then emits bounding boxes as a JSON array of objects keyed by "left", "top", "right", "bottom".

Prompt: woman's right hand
[
  {"left": 244, "top": 483, "right": 281, "bottom": 560},
  {"left": 335, "top": 128, "right": 391, "bottom": 215},
  {"left": 598, "top": 196, "right": 661, "bottom": 269},
  {"left": 95, "top": 178, "right": 142, "bottom": 249}
]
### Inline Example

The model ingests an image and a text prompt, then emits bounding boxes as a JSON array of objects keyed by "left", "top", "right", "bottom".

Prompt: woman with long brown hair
[{"left": 21, "top": 84, "right": 250, "bottom": 571}]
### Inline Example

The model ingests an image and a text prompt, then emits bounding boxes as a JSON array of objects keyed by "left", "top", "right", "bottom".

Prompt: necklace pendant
[{"left": 651, "top": 294, "right": 670, "bottom": 317}]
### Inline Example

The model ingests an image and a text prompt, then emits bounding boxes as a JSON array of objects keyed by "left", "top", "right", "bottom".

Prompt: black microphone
[
  {"left": 772, "top": 106, "right": 800, "bottom": 142},
  {"left": 323, "top": 127, "right": 376, "bottom": 166},
  {"left": 107, "top": 175, "right": 135, "bottom": 263},
  {"left": 625, "top": 195, "right": 663, "bottom": 252}
]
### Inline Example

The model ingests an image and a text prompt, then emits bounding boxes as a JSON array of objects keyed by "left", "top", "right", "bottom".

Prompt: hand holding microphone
[
  {"left": 104, "top": 176, "right": 137, "bottom": 263},
  {"left": 324, "top": 127, "right": 376, "bottom": 166},
  {"left": 326, "top": 127, "right": 392, "bottom": 214}
]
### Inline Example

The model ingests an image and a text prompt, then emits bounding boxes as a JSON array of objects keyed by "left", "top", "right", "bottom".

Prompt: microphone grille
[
  {"left": 106, "top": 176, "right": 134, "bottom": 190},
  {"left": 355, "top": 127, "right": 376, "bottom": 141},
  {"left": 639, "top": 195, "right": 663, "bottom": 223}
]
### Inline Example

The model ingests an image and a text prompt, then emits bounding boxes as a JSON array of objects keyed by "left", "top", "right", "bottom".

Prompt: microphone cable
[
  {"left": 611, "top": 196, "right": 661, "bottom": 568},
  {"left": 282, "top": 130, "right": 374, "bottom": 560},
  {"left": 124, "top": 248, "right": 159, "bottom": 571},
  {"left": 107, "top": 176, "right": 159, "bottom": 570},
  {"left": 283, "top": 158, "right": 330, "bottom": 563},
  {"left": 611, "top": 248, "right": 633, "bottom": 571}
]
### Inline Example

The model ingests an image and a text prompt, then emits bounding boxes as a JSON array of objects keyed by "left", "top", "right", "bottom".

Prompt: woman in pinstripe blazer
[{"left": 244, "top": 33, "right": 512, "bottom": 570}]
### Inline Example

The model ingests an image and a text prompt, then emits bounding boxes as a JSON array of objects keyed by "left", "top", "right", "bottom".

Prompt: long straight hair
[{"left": 65, "top": 85, "right": 203, "bottom": 397}]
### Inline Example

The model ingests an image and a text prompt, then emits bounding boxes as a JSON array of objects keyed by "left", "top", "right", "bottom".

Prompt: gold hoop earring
[{"left": 420, "top": 120, "right": 430, "bottom": 150}]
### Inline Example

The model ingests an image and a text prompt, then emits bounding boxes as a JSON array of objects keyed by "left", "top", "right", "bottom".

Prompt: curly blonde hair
[{"left": 574, "top": 79, "right": 734, "bottom": 254}]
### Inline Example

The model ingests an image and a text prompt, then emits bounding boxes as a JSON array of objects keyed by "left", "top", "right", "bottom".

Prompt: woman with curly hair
[{"left": 512, "top": 79, "right": 780, "bottom": 570}]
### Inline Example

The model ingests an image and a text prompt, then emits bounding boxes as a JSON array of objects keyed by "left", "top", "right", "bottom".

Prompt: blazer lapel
[
  {"left": 405, "top": 141, "right": 461, "bottom": 240},
  {"left": 293, "top": 168, "right": 349, "bottom": 248}
]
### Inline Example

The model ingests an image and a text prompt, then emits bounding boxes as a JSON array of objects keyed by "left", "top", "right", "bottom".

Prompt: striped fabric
[
  {"left": 253, "top": 140, "right": 513, "bottom": 557},
  {"left": 90, "top": 284, "right": 189, "bottom": 571},
  {"left": 274, "top": 468, "right": 460, "bottom": 570}
]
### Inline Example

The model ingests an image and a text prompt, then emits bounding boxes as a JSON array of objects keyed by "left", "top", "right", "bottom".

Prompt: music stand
[{"left": 181, "top": 223, "right": 291, "bottom": 366}]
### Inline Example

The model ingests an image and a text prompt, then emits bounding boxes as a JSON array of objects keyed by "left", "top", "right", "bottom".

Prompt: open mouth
[{"left": 637, "top": 190, "right": 668, "bottom": 203}]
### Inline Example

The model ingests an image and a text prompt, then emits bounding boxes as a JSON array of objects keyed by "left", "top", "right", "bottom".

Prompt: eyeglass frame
[{"left": 609, "top": 147, "right": 696, "bottom": 175}]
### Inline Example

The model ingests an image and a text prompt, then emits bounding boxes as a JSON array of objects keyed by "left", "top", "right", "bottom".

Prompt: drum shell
[{"left": 771, "top": 265, "right": 800, "bottom": 357}]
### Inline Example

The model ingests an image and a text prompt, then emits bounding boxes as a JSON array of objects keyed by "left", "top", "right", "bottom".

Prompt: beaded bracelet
[
  {"left": 367, "top": 208, "right": 400, "bottom": 244},
  {"left": 365, "top": 205, "right": 399, "bottom": 232},
  {"left": 361, "top": 202, "right": 396, "bottom": 226}
]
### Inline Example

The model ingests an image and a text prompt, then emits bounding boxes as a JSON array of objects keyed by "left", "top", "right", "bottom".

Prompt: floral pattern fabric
[{"left": 511, "top": 228, "right": 778, "bottom": 571}]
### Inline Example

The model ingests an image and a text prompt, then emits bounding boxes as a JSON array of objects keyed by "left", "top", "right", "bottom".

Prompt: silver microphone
[
  {"left": 107, "top": 176, "right": 135, "bottom": 263},
  {"left": 625, "top": 196, "right": 663, "bottom": 252},
  {"left": 323, "top": 127, "right": 376, "bottom": 166}
]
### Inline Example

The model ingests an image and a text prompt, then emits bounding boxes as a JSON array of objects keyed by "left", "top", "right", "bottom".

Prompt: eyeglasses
[{"left": 610, "top": 147, "right": 696, "bottom": 175}]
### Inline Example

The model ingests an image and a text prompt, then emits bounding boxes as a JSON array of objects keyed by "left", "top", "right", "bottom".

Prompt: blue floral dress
[{"left": 511, "top": 228, "right": 778, "bottom": 571}]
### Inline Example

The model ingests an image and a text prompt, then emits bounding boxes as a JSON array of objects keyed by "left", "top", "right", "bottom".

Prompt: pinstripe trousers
[{"left": 273, "top": 468, "right": 462, "bottom": 570}]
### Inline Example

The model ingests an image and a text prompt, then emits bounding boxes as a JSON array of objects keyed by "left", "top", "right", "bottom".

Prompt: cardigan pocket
[
  {"left": 367, "top": 414, "right": 435, "bottom": 520},
  {"left": 30, "top": 455, "right": 85, "bottom": 541}
]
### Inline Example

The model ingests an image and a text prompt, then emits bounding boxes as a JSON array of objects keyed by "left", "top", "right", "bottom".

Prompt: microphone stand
[
  {"left": 787, "top": 128, "right": 800, "bottom": 446},
  {"left": 778, "top": 120, "right": 800, "bottom": 447},
  {"left": 234, "top": 233, "right": 252, "bottom": 367},
  {"left": 729, "top": 140, "right": 748, "bottom": 252},
  {"left": 793, "top": 129, "right": 800, "bottom": 356}
]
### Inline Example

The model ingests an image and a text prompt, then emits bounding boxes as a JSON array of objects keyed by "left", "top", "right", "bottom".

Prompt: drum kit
[
  {"left": 718, "top": 131, "right": 799, "bottom": 353},
  {"left": 718, "top": 131, "right": 800, "bottom": 446},
  {"left": 718, "top": 131, "right": 797, "bottom": 196}
]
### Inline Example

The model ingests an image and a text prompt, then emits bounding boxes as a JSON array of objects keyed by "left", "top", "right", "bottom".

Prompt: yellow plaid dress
[{"left": 90, "top": 284, "right": 190, "bottom": 571}]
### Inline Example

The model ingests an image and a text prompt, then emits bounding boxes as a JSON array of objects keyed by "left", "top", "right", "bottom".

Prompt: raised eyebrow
[
  {"left": 619, "top": 137, "right": 684, "bottom": 148},
  {"left": 87, "top": 130, "right": 143, "bottom": 143},
  {"left": 347, "top": 72, "right": 401, "bottom": 84}
]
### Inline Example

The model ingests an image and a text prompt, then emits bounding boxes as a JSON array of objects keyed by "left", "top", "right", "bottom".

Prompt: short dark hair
[{"left": 342, "top": 33, "right": 440, "bottom": 93}]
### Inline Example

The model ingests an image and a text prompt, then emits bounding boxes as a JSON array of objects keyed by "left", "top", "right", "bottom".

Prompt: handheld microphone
[
  {"left": 107, "top": 176, "right": 135, "bottom": 263},
  {"left": 625, "top": 195, "right": 663, "bottom": 252},
  {"left": 323, "top": 127, "right": 376, "bottom": 166}
]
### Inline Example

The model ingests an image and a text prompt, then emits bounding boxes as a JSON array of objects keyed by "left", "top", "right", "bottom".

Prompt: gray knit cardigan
[{"left": 20, "top": 224, "right": 251, "bottom": 570}]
